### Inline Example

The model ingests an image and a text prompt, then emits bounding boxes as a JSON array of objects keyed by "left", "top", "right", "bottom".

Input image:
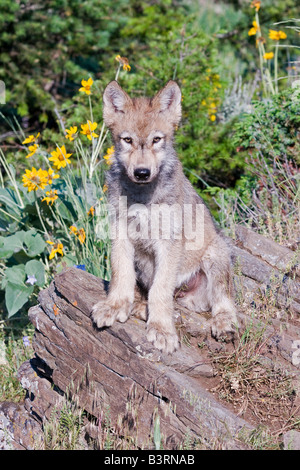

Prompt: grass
[
  {"left": 214, "top": 144, "right": 300, "bottom": 249},
  {"left": 0, "top": 321, "right": 34, "bottom": 403},
  {"left": 210, "top": 319, "right": 299, "bottom": 441}
]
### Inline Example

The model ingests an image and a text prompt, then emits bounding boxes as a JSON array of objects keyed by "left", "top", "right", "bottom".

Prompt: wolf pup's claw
[
  {"left": 147, "top": 323, "right": 179, "bottom": 354},
  {"left": 92, "top": 298, "right": 132, "bottom": 328},
  {"left": 211, "top": 311, "right": 239, "bottom": 343}
]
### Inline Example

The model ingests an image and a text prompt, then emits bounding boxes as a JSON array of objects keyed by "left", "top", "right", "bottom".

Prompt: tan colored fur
[{"left": 92, "top": 80, "right": 238, "bottom": 354}]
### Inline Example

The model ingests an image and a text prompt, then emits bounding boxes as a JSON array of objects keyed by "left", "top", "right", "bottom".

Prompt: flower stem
[
  {"left": 35, "top": 195, "right": 50, "bottom": 238},
  {"left": 274, "top": 42, "right": 279, "bottom": 93},
  {"left": 255, "top": 12, "right": 267, "bottom": 97}
]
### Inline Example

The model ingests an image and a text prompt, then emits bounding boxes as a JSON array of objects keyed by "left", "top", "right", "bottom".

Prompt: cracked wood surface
[{"left": 26, "top": 267, "right": 253, "bottom": 449}]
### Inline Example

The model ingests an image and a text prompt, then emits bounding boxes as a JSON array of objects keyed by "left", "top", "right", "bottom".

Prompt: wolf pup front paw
[
  {"left": 211, "top": 310, "right": 239, "bottom": 342},
  {"left": 91, "top": 297, "right": 132, "bottom": 328},
  {"left": 147, "top": 321, "right": 179, "bottom": 354}
]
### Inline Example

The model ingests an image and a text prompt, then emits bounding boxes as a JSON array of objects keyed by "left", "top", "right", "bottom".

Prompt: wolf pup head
[{"left": 103, "top": 80, "right": 181, "bottom": 184}]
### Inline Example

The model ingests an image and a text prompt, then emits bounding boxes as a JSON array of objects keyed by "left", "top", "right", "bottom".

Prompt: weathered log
[
  {"left": 4, "top": 226, "right": 299, "bottom": 450},
  {"left": 24, "top": 267, "right": 253, "bottom": 449}
]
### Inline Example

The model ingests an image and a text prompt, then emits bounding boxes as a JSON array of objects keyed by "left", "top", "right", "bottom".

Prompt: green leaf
[
  {"left": 0, "top": 235, "right": 14, "bottom": 259},
  {"left": 0, "top": 230, "right": 46, "bottom": 260},
  {"left": 25, "top": 259, "right": 45, "bottom": 287},
  {"left": 23, "top": 230, "right": 46, "bottom": 257},
  {"left": 5, "top": 281, "right": 34, "bottom": 318},
  {"left": 0, "top": 187, "right": 22, "bottom": 213},
  {"left": 2, "top": 264, "right": 25, "bottom": 289},
  {"left": 55, "top": 199, "right": 75, "bottom": 223},
  {"left": 1, "top": 231, "right": 26, "bottom": 253}
]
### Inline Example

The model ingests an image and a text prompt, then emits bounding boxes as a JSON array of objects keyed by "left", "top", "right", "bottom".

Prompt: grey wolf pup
[{"left": 92, "top": 80, "right": 238, "bottom": 354}]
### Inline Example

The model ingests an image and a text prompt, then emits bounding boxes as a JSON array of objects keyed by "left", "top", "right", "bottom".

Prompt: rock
[
  {"left": 234, "top": 225, "right": 300, "bottom": 277},
  {"left": 283, "top": 430, "right": 300, "bottom": 450},
  {"left": 0, "top": 401, "right": 43, "bottom": 450}
]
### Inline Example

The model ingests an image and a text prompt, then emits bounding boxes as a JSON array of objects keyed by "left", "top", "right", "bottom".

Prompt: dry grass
[
  {"left": 210, "top": 319, "right": 300, "bottom": 446},
  {"left": 217, "top": 152, "right": 300, "bottom": 248}
]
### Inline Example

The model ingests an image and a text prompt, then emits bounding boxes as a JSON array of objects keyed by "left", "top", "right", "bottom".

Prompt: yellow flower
[
  {"left": 87, "top": 206, "right": 95, "bottom": 217},
  {"left": 23, "top": 135, "right": 35, "bottom": 144},
  {"left": 269, "top": 30, "right": 287, "bottom": 40},
  {"left": 210, "top": 115, "right": 216, "bottom": 122},
  {"left": 69, "top": 225, "right": 85, "bottom": 244},
  {"left": 115, "top": 54, "right": 131, "bottom": 72},
  {"left": 22, "top": 132, "right": 40, "bottom": 145},
  {"left": 69, "top": 225, "right": 78, "bottom": 235},
  {"left": 103, "top": 184, "right": 108, "bottom": 193},
  {"left": 79, "top": 77, "right": 93, "bottom": 95},
  {"left": 45, "top": 168, "right": 60, "bottom": 185},
  {"left": 263, "top": 51, "right": 274, "bottom": 60},
  {"left": 248, "top": 21, "right": 260, "bottom": 36},
  {"left": 80, "top": 120, "right": 99, "bottom": 140},
  {"left": 279, "top": 31, "right": 287, "bottom": 39},
  {"left": 103, "top": 146, "right": 115, "bottom": 164},
  {"left": 46, "top": 240, "right": 64, "bottom": 260},
  {"left": 250, "top": 0, "right": 261, "bottom": 11},
  {"left": 65, "top": 126, "right": 78, "bottom": 141},
  {"left": 77, "top": 228, "right": 86, "bottom": 244},
  {"left": 49, "top": 145, "right": 72, "bottom": 169},
  {"left": 26, "top": 143, "right": 39, "bottom": 158},
  {"left": 22, "top": 167, "right": 49, "bottom": 192},
  {"left": 42, "top": 189, "right": 58, "bottom": 206}
]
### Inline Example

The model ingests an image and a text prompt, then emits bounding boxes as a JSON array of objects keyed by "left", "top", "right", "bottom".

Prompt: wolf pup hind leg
[{"left": 91, "top": 80, "right": 238, "bottom": 353}]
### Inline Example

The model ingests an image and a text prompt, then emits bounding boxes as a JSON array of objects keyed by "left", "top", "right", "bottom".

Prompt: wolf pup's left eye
[
  {"left": 123, "top": 137, "right": 132, "bottom": 144},
  {"left": 153, "top": 137, "right": 161, "bottom": 144}
]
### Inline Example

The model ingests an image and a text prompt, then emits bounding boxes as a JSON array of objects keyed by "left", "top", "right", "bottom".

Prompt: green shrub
[
  {"left": 233, "top": 84, "right": 300, "bottom": 165},
  {"left": 0, "top": 0, "right": 131, "bottom": 123},
  {"left": 215, "top": 83, "right": 300, "bottom": 243}
]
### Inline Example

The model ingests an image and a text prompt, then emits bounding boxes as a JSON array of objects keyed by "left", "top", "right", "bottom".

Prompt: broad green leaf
[
  {"left": 23, "top": 230, "right": 46, "bottom": 257},
  {"left": 0, "top": 230, "right": 46, "bottom": 259},
  {"left": 1, "top": 231, "right": 26, "bottom": 253},
  {"left": 2, "top": 265, "right": 25, "bottom": 289},
  {"left": 25, "top": 259, "right": 45, "bottom": 287},
  {"left": 5, "top": 281, "right": 34, "bottom": 318},
  {"left": 0, "top": 235, "right": 14, "bottom": 259}
]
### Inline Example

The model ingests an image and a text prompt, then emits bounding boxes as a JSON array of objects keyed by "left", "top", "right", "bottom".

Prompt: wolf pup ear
[
  {"left": 103, "top": 81, "right": 132, "bottom": 126},
  {"left": 153, "top": 80, "right": 182, "bottom": 126}
]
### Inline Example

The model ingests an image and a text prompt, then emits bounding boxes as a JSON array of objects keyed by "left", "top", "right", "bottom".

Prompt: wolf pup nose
[
  {"left": 91, "top": 79, "right": 238, "bottom": 355},
  {"left": 134, "top": 168, "right": 151, "bottom": 182}
]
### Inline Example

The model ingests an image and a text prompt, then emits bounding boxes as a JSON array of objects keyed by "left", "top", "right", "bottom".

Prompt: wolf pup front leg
[
  {"left": 92, "top": 237, "right": 136, "bottom": 327},
  {"left": 146, "top": 241, "right": 181, "bottom": 354}
]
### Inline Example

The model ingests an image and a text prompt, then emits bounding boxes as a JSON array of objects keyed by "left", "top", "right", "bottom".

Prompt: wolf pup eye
[
  {"left": 152, "top": 137, "right": 161, "bottom": 144},
  {"left": 123, "top": 137, "right": 132, "bottom": 144}
]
